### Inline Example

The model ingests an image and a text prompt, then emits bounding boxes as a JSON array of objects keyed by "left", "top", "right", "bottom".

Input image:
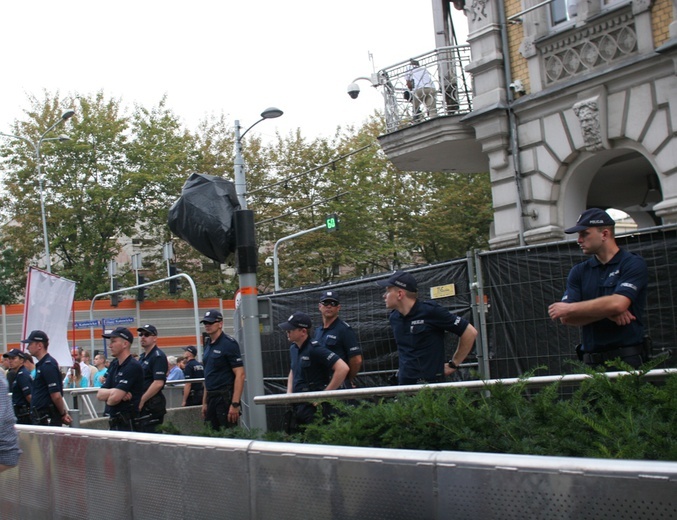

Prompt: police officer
[
  {"left": 377, "top": 271, "right": 478, "bottom": 385},
  {"left": 97, "top": 327, "right": 144, "bottom": 431},
  {"left": 23, "top": 330, "right": 72, "bottom": 426},
  {"left": 201, "top": 310, "right": 245, "bottom": 429},
  {"left": 181, "top": 345, "right": 204, "bottom": 407},
  {"left": 548, "top": 208, "right": 649, "bottom": 369},
  {"left": 4, "top": 349, "right": 32, "bottom": 424},
  {"left": 282, "top": 312, "right": 349, "bottom": 427},
  {"left": 136, "top": 324, "right": 168, "bottom": 433},
  {"left": 314, "top": 290, "right": 363, "bottom": 388}
]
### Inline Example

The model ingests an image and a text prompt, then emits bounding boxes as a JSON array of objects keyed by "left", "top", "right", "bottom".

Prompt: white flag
[{"left": 22, "top": 267, "right": 76, "bottom": 369}]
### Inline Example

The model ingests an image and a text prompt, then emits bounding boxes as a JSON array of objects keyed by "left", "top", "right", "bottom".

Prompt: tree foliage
[{"left": 0, "top": 94, "right": 492, "bottom": 303}]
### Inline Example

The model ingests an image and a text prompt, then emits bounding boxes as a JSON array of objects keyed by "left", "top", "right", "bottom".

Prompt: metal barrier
[
  {"left": 254, "top": 367, "right": 677, "bottom": 405},
  {"left": 2, "top": 425, "right": 676, "bottom": 520}
]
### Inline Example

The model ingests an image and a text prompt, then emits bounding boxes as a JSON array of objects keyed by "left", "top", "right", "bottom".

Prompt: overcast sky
[{"left": 0, "top": 1, "right": 468, "bottom": 142}]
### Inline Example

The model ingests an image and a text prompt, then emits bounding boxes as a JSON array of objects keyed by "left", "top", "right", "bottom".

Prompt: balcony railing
[{"left": 375, "top": 45, "right": 473, "bottom": 133}]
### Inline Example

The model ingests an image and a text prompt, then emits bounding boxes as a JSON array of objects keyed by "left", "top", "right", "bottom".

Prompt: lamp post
[
  {"left": 0, "top": 110, "right": 75, "bottom": 272},
  {"left": 233, "top": 107, "right": 283, "bottom": 432}
]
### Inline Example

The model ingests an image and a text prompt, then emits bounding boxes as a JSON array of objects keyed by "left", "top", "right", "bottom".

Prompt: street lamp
[
  {"left": 0, "top": 110, "right": 75, "bottom": 272},
  {"left": 233, "top": 107, "right": 283, "bottom": 433}
]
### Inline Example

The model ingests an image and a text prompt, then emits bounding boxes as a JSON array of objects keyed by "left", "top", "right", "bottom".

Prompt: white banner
[{"left": 22, "top": 267, "right": 76, "bottom": 369}]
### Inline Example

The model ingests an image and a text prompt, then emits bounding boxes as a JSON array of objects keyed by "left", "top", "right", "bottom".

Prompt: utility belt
[
  {"left": 108, "top": 410, "right": 138, "bottom": 431},
  {"left": 31, "top": 405, "right": 60, "bottom": 425},
  {"left": 13, "top": 404, "right": 31, "bottom": 421},
  {"left": 207, "top": 386, "right": 234, "bottom": 399},
  {"left": 141, "top": 392, "right": 166, "bottom": 416},
  {"left": 579, "top": 344, "right": 643, "bottom": 365}
]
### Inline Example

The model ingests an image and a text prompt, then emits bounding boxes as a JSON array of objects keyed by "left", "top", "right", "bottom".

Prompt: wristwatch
[
  {"left": 447, "top": 360, "right": 459, "bottom": 370},
  {"left": 231, "top": 402, "right": 241, "bottom": 408}
]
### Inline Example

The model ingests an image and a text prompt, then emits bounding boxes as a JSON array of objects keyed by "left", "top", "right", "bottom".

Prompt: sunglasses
[
  {"left": 320, "top": 301, "right": 339, "bottom": 307},
  {"left": 138, "top": 332, "right": 152, "bottom": 337}
]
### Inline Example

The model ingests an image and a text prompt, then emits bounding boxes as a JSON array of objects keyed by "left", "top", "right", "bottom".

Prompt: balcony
[{"left": 373, "top": 46, "right": 489, "bottom": 174}]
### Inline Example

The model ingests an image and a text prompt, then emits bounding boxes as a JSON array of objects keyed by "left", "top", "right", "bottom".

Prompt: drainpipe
[{"left": 497, "top": 0, "right": 527, "bottom": 246}]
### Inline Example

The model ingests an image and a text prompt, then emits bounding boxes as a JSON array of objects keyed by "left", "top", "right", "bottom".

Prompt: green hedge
[{"left": 165, "top": 365, "right": 677, "bottom": 461}]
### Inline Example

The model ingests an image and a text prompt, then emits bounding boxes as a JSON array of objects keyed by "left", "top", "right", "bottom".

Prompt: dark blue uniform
[
  {"left": 289, "top": 337, "right": 342, "bottom": 426},
  {"left": 11, "top": 366, "right": 32, "bottom": 424},
  {"left": 314, "top": 319, "right": 361, "bottom": 365},
  {"left": 138, "top": 346, "right": 168, "bottom": 431},
  {"left": 183, "top": 358, "right": 204, "bottom": 406},
  {"left": 290, "top": 338, "right": 342, "bottom": 393},
  {"left": 562, "top": 248, "right": 648, "bottom": 363},
  {"left": 203, "top": 332, "right": 243, "bottom": 429},
  {"left": 102, "top": 355, "right": 144, "bottom": 431},
  {"left": 31, "top": 353, "right": 66, "bottom": 426},
  {"left": 388, "top": 300, "right": 470, "bottom": 385}
]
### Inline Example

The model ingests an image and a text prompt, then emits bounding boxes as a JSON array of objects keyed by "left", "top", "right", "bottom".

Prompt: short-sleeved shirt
[
  {"left": 314, "top": 319, "right": 362, "bottom": 363},
  {"left": 183, "top": 359, "right": 204, "bottom": 382},
  {"left": 388, "top": 300, "right": 470, "bottom": 385},
  {"left": 102, "top": 355, "right": 144, "bottom": 417},
  {"left": 562, "top": 248, "right": 648, "bottom": 352},
  {"left": 289, "top": 338, "right": 342, "bottom": 393},
  {"left": 93, "top": 368, "right": 108, "bottom": 388},
  {"left": 11, "top": 366, "right": 32, "bottom": 408},
  {"left": 31, "top": 353, "right": 64, "bottom": 411},
  {"left": 138, "top": 346, "right": 168, "bottom": 392},
  {"left": 203, "top": 332, "right": 243, "bottom": 391}
]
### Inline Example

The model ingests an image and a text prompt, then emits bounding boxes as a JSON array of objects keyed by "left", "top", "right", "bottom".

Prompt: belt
[{"left": 583, "top": 345, "right": 642, "bottom": 365}]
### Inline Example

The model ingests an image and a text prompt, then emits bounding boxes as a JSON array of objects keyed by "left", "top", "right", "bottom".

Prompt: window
[{"left": 550, "top": 0, "right": 577, "bottom": 25}]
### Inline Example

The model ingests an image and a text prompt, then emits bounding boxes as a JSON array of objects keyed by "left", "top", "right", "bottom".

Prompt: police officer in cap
[
  {"left": 24, "top": 330, "right": 72, "bottom": 426},
  {"left": 282, "top": 312, "right": 349, "bottom": 427},
  {"left": 201, "top": 310, "right": 245, "bottom": 429},
  {"left": 181, "top": 345, "right": 204, "bottom": 407},
  {"left": 97, "top": 327, "right": 144, "bottom": 431},
  {"left": 377, "top": 271, "right": 478, "bottom": 385},
  {"left": 137, "top": 324, "right": 168, "bottom": 432},
  {"left": 4, "top": 349, "right": 32, "bottom": 424},
  {"left": 548, "top": 208, "right": 648, "bottom": 369}
]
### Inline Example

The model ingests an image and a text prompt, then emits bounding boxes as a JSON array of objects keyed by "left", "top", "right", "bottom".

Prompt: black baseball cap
[
  {"left": 565, "top": 208, "right": 615, "bottom": 233},
  {"left": 137, "top": 324, "right": 158, "bottom": 336},
  {"left": 376, "top": 270, "right": 418, "bottom": 293},
  {"left": 102, "top": 327, "right": 134, "bottom": 344},
  {"left": 319, "top": 290, "right": 340, "bottom": 304},
  {"left": 182, "top": 346, "right": 198, "bottom": 356},
  {"left": 3, "top": 348, "right": 28, "bottom": 360},
  {"left": 278, "top": 312, "right": 312, "bottom": 331},
  {"left": 201, "top": 309, "right": 223, "bottom": 324},
  {"left": 20, "top": 330, "right": 49, "bottom": 344}
]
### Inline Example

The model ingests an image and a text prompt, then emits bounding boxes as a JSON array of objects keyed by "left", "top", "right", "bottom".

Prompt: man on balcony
[{"left": 406, "top": 59, "right": 438, "bottom": 121}]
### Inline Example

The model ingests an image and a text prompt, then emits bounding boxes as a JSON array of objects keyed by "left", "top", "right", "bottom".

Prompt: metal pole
[
  {"left": 234, "top": 119, "right": 265, "bottom": 432},
  {"left": 273, "top": 224, "right": 326, "bottom": 291}
]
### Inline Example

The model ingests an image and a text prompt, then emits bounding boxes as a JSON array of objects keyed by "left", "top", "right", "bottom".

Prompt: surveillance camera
[
  {"left": 347, "top": 83, "right": 360, "bottom": 99},
  {"left": 509, "top": 79, "right": 525, "bottom": 93},
  {"left": 265, "top": 256, "right": 273, "bottom": 267}
]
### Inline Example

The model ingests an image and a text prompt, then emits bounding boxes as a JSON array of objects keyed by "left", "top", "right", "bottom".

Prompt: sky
[{"left": 0, "top": 1, "right": 468, "bottom": 143}]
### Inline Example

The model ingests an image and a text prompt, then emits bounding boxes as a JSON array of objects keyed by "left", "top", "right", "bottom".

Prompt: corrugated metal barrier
[{"left": 1, "top": 426, "right": 676, "bottom": 520}]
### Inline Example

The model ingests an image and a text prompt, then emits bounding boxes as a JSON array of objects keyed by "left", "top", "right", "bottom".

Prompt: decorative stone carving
[
  {"left": 631, "top": 0, "right": 653, "bottom": 15},
  {"left": 520, "top": 36, "right": 538, "bottom": 59},
  {"left": 540, "top": 10, "right": 637, "bottom": 85},
  {"left": 573, "top": 99, "right": 607, "bottom": 151},
  {"left": 470, "top": 0, "right": 488, "bottom": 21}
]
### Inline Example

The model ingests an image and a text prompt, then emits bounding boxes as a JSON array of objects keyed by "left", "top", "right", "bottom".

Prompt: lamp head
[
  {"left": 57, "top": 134, "right": 70, "bottom": 142},
  {"left": 61, "top": 110, "right": 75, "bottom": 121},
  {"left": 261, "top": 107, "right": 283, "bottom": 119}
]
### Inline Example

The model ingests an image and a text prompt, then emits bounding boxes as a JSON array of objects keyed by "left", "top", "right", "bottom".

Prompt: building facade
[{"left": 371, "top": 0, "right": 677, "bottom": 248}]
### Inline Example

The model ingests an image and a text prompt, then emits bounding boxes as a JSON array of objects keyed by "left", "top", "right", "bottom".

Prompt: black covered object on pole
[
  {"left": 235, "top": 209, "right": 257, "bottom": 274},
  {"left": 168, "top": 173, "right": 240, "bottom": 263}
]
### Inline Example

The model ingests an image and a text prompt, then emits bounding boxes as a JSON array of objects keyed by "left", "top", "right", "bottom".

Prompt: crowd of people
[{"left": 0, "top": 209, "right": 649, "bottom": 458}]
